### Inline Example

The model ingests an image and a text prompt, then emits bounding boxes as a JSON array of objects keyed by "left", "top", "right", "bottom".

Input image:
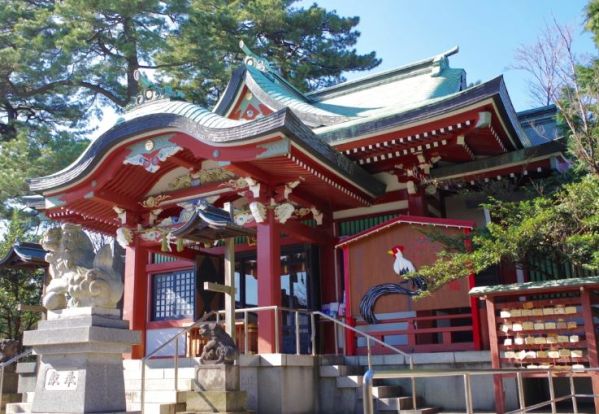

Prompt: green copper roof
[
  {"left": 122, "top": 99, "right": 244, "bottom": 129},
  {"left": 312, "top": 65, "right": 466, "bottom": 119},
  {"left": 245, "top": 65, "right": 351, "bottom": 126},
  {"left": 469, "top": 276, "right": 599, "bottom": 297},
  {"left": 226, "top": 47, "right": 467, "bottom": 129}
]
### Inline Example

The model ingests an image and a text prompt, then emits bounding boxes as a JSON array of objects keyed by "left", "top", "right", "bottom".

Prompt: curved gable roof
[{"left": 29, "top": 100, "right": 385, "bottom": 198}]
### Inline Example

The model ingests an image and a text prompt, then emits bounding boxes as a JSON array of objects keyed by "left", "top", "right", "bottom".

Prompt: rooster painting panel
[{"left": 359, "top": 244, "right": 427, "bottom": 324}]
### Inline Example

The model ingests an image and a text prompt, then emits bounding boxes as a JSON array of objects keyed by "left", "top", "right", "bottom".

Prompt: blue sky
[
  {"left": 299, "top": 0, "right": 596, "bottom": 111},
  {"left": 92, "top": 1, "right": 596, "bottom": 139}
]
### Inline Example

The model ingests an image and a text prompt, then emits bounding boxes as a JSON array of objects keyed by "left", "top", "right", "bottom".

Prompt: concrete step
[
  {"left": 127, "top": 402, "right": 186, "bottom": 414},
  {"left": 125, "top": 378, "right": 194, "bottom": 391},
  {"left": 318, "top": 355, "right": 346, "bottom": 365},
  {"left": 336, "top": 375, "right": 362, "bottom": 388},
  {"left": 124, "top": 366, "right": 196, "bottom": 380},
  {"left": 126, "top": 389, "right": 186, "bottom": 404},
  {"left": 377, "top": 396, "right": 414, "bottom": 411},
  {"left": 372, "top": 385, "right": 404, "bottom": 399},
  {"left": 396, "top": 408, "right": 439, "bottom": 414},
  {"left": 5, "top": 403, "right": 30, "bottom": 414},
  {"left": 319, "top": 365, "right": 363, "bottom": 377},
  {"left": 178, "top": 411, "right": 254, "bottom": 414},
  {"left": 185, "top": 390, "right": 246, "bottom": 412}
]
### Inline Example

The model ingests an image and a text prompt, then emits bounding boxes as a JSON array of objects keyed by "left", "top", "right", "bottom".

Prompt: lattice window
[{"left": 152, "top": 270, "right": 195, "bottom": 321}]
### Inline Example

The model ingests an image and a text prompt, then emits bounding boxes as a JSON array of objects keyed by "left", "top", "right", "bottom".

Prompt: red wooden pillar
[
  {"left": 464, "top": 228, "right": 482, "bottom": 350},
  {"left": 320, "top": 212, "right": 337, "bottom": 305},
  {"left": 342, "top": 245, "right": 356, "bottom": 355},
  {"left": 407, "top": 189, "right": 427, "bottom": 216},
  {"left": 581, "top": 289, "right": 599, "bottom": 413},
  {"left": 320, "top": 213, "right": 338, "bottom": 354},
  {"left": 123, "top": 239, "right": 149, "bottom": 359},
  {"left": 257, "top": 210, "right": 281, "bottom": 353}
]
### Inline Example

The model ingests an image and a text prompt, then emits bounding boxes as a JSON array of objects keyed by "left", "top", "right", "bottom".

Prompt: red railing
[{"left": 355, "top": 312, "right": 475, "bottom": 354}]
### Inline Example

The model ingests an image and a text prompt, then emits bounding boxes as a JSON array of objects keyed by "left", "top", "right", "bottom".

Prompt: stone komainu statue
[
  {"left": 41, "top": 224, "right": 123, "bottom": 310},
  {"left": 198, "top": 323, "right": 238, "bottom": 365}
]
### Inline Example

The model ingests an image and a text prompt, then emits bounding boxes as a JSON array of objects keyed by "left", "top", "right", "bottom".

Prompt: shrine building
[{"left": 27, "top": 44, "right": 569, "bottom": 365}]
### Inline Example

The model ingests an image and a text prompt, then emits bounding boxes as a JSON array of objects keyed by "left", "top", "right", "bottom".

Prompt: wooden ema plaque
[{"left": 471, "top": 277, "right": 599, "bottom": 414}]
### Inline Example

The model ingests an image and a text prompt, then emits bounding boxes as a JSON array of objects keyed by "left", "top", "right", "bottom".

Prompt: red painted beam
[
  {"left": 334, "top": 110, "right": 480, "bottom": 153},
  {"left": 280, "top": 220, "right": 333, "bottom": 245},
  {"left": 222, "top": 161, "right": 276, "bottom": 186}
]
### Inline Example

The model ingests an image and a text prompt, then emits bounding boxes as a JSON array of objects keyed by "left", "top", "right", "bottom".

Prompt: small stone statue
[
  {"left": 198, "top": 323, "right": 238, "bottom": 365},
  {"left": 0, "top": 339, "right": 19, "bottom": 363},
  {"left": 40, "top": 224, "right": 124, "bottom": 310}
]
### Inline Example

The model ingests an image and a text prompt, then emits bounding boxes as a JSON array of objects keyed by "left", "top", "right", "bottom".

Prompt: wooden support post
[
  {"left": 464, "top": 228, "right": 482, "bottom": 350},
  {"left": 407, "top": 188, "right": 427, "bottom": 216},
  {"left": 257, "top": 210, "right": 281, "bottom": 354},
  {"left": 486, "top": 297, "right": 505, "bottom": 414},
  {"left": 203, "top": 203, "right": 237, "bottom": 341},
  {"left": 342, "top": 245, "right": 356, "bottom": 356},
  {"left": 581, "top": 289, "right": 599, "bottom": 413},
  {"left": 123, "top": 239, "right": 149, "bottom": 359},
  {"left": 224, "top": 203, "right": 236, "bottom": 341}
]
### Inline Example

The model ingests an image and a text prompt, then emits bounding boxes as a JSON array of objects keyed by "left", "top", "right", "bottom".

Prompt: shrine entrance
[{"left": 234, "top": 244, "right": 319, "bottom": 354}]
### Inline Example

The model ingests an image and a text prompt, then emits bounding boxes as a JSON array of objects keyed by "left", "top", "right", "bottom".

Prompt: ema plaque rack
[{"left": 470, "top": 276, "right": 599, "bottom": 413}]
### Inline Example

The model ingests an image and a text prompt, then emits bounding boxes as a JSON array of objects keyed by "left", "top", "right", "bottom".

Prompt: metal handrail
[
  {"left": 311, "top": 311, "right": 417, "bottom": 411},
  {"left": 362, "top": 366, "right": 599, "bottom": 414},
  {"left": 311, "top": 311, "right": 413, "bottom": 370},
  {"left": 214, "top": 305, "right": 314, "bottom": 355},
  {"left": 140, "top": 310, "right": 217, "bottom": 412},
  {"left": 139, "top": 306, "right": 418, "bottom": 413},
  {"left": 0, "top": 349, "right": 34, "bottom": 411}
]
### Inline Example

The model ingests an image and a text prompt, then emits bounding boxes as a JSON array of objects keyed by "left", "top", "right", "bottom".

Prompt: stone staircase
[
  {"left": 318, "top": 362, "right": 439, "bottom": 414},
  {"left": 123, "top": 359, "right": 194, "bottom": 414}
]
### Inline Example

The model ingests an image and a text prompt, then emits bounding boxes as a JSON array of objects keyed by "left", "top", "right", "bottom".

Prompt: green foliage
[
  {"left": 416, "top": 176, "right": 599, "bottom": 292},
  {"left": 158, "top": 0, "right": 381, "bottom": 105},
  {"left": 418, "top": 1, "right": 599, "bottom": 293},
  {"left": 0, "top": 211, "right": 44, "bottom": 341},
  {"left": 1, "top": 0, "right": 379, "bottom": 210}
]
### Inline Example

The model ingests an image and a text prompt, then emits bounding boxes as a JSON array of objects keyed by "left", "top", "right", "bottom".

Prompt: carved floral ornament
[
  {"left": 225, "top": 177, "right": 323, "bottom": 225},
  {"left": 169, "top": 168, "right": 236, "bottom": 191},
  {"left": 113, "top": 176, "right": 322, "bottom": 251}
]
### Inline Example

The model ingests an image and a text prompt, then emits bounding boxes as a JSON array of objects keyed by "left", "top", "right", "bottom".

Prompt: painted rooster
[
  {"left": 359, "top": 244, "right": 427, "bottom": 324},
  {"left": 388, "top": 245, "right": 416, "bottom": 275}
]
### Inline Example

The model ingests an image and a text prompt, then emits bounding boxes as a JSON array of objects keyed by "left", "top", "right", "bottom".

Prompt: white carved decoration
[
  {"left": 115, "top": 227, "right": 133, "bottom": 248},
  {"left": 41, "top": 224, "right": 124, "bottom": 310},
  {"left": 310, "top": 207, "right": 324, "bottom": 225},
  {"left": 234, "top": 210, "right": 255, "bottom": 226},
  {"left": 140, "top": 229, "right": 163, "bottom": 242},
  {"left": 249, "top": 201, "right": 267, "bottom": 223},
  {"left": 113, "top": 206, "right": 127, "bottom": 224},
  {"left": 244, "top": 177, "right": 261, "bottom": 198},
  {"left": 283, "top": 179, "right": 302, "bottom": 199},
  {"left": 274, "top": 203, "right": 295, "bottom": 224},
  {"left": 149, "top": 208, "right": 163, "bottom": 225}
]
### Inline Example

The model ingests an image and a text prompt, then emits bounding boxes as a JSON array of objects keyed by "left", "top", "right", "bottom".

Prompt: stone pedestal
[
  {"left": 186, "top": 365, "right": 250, "bottom": 414},
  {"left": 22, "top": 308, "right": 140, "bottom": 414}
]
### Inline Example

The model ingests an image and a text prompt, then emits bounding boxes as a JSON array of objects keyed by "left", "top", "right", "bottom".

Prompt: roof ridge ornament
[
  {"left": 132, "top": 70, "right": 185, "bottom": 106},
  {"left": 239, "top": 40, "right": 277, "bottom": 74},
  {"left": 431, "top": 45, "right": 459, "bottom": 77}
]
